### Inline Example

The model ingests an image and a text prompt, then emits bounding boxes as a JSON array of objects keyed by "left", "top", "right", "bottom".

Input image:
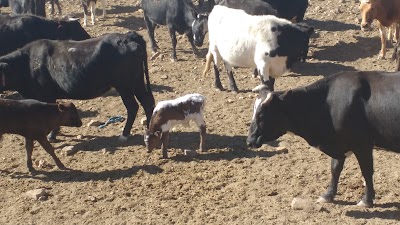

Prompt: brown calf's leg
[
  {"left": 37, "top": 137, "right": 67, "bottom": 170},
  {"left": 25, "top": 138, "right": 35, "bottom": 172},
  {"left": 199, "top": 125, "right": 206, "bottom": 152},
  {"left": 161, "top": 132, "right": 170, "bottom": 159}
]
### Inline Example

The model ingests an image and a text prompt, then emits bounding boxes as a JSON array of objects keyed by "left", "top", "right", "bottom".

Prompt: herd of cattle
[{"left": 0, "top": 0, "right": 400, "bottom": 209}]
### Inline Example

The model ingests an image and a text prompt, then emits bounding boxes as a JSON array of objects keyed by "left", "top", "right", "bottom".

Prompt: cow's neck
[{"left": 283, "top": 86, "right": 330, "bottom": 147}]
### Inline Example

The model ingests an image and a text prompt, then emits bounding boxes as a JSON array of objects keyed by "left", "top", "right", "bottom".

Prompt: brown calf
[
  {"left": 144, "top": 94, "right": 206, "bottom": 159},
  {"left": 0, "top": 99, "right": 82, "bottom": 172},
  {"left": 359, "top": 0, "right": 400, "bottom": 59}
]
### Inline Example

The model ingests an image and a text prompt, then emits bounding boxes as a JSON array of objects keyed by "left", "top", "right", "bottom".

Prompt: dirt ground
[{"left": 1, "top": 0, "right": 400, "bottom": 224}]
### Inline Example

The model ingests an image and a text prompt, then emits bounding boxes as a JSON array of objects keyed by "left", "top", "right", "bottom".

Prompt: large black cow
[
  {"left": 247, "top": 71, "right": 400, "bottom": 207},
  {"left": 0, "top": 14, "right": 90, "bottom": 56},
  {"left": 141, "top": 0, "right": 208, "bottom": 61},
  {"left": 0, "top": 32, "right": 155, "bottom": 141},
  {"left": 0, "top": 0, "right": 8, "bottom": 7}
]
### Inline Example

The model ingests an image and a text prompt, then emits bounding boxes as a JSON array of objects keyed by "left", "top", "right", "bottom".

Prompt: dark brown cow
[
  {"left": 0, "top": 99, "right": 82, "bottom": 172},
  {"left": 144, "top": 93, "right": 206, "bottom": 159}
]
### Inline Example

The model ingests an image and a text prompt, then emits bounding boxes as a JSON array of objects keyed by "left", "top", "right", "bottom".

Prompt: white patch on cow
[
  {"left": 361, "top": 0, "right": 370, "bottom": 3},
  {"left": 68, "top": 48, "right": 77, "bottom": 52},
  {"left": 192, "top": 20, "right": 196, "bottom": 28},
  {"left": 160, "top": 113, "right": 205, "bottom": 132},
  {"left": 345, "top": 151, "right": 353, "bottom": 157},
  {"left": 252, "top": 97, "right": 262, "bottom": 120},
  {"left": 153, "top": 93, "right": 205, "bottom": 115}
]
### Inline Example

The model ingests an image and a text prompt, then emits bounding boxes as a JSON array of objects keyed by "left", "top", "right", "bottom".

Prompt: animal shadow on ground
[
  {"left": 345, "top": 202, "right": 400, "bottom": 220},
  {"left": 312, "top": 36, "right": 383, "bottom": 62},
  {"left": 163, "top": 132, "right": 287, "bottom": 162},
  {"left": 69, "top": 134, "right": 145, "bottom": 154},
  {"left": 290, "top": 61, "right": 356, "bottom": 77},
  {"left": 306, "top": 19, "right": 359, "bottom": 32},
  {"left": 9, "top": 164, "right": 163, "bottom": 182}
]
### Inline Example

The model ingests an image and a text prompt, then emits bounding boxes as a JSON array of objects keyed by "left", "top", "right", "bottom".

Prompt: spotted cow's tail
[{"left": 202, "top": 51, "right": 213, "bottom": 77}]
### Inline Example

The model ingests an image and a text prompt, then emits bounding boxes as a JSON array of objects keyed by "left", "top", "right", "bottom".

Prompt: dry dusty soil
[{"left": 1, "top": 0, "right": 400, "bottom": 224}]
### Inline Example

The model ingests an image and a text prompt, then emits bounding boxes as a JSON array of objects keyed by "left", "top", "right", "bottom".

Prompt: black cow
[
  {"left": 8, "top": 0, "right": 46, "bottom": 17},
  {"left": 0, "top": 0, "right": 8, "bottom": 7},
  {"left": 141, "top": 0, "right": 208, "bottom": 61},
  {"left": 247, "top": 71, "right": 400, "bottom": 207},
  {"left": 0, "top": 32, "right": 155, "bottom": 141},
  {"left": 213, "top": 0, "right": 277, "bottom": 16},
  {"left": 0, "top": 14, "right": 90, "bottom": 56},
  {"left": 264, "top": 0, "right": 308, "bottom": 22}
]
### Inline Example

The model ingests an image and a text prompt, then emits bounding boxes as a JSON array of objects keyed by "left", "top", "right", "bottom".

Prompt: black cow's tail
[{"left": 143, "top": 43, "right": 152, "bottom": 93}]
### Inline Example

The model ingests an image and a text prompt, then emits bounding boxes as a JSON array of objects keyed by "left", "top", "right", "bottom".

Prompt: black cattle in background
[
  {"left": 0, "top": 14, "right": 90, "bottom": 56},
  {"left": 141, "top": 0, "right": 208, "bottom": 61}
]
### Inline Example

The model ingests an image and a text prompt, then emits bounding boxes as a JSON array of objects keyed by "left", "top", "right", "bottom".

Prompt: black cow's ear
[
  {"left": 261, "top": 92, "right": 274, "bottom": 107},
  {"left": 280, "top": 90, "right": 293, "bottom": 100},
  {"left": 307, "top": 27, "right": 315, "bottom": 35}
]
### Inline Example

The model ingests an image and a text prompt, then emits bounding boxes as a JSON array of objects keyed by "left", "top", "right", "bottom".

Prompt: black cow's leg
[
  {"left": 37, "top": 137, "right": 67, "bottom": 170},
  {"left": 50, "top": 0, "right": 55, "bottom": 15},
  {"left": 135, "top": 90, "right": 155, "bottom": 129},
  {"left": 252, "top": 68, "right": 258, "bottom": 78},
  {"left": 354, "top": 150, "right": 375, "bottom": 207},
  {"left": 144, "top": 15, "right": 159, "bottom": 53},
  {"left": 118, "top": 91, "right": 140, "bottom": 141},
  {"left": 56, "top": 0, "right": 62, "bottom": 15},
  {"left": 168, "top": 26, "right": 178, "bottom": 61},
  {"left": 25, "top": 138, "right": 35, "bottom": 172},
  {"left": 262, "top": 76, "right": 275, "bottom": 92},
  {"left": 186, "top": 30, "right": 199, "bottom": 56},
  {"left": 318, "top": 158, "right": 345, "bottom": 203},
  {"left": 213, "top": 64, "right": 223, "bottom": 91}
]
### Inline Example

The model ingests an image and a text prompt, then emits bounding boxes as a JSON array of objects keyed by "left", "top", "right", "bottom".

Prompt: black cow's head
[
  {"left": 192, "top": 14, "right": 208, "bottom": 47},
  {"left": 58, "top": 101, "right": 83, "bottom": 127},
  {"left": 57, "top": 18, "right": 91, "bottom": 41},
  {"left": 247, "top": 86, "right": 290, "bottom": 148}
]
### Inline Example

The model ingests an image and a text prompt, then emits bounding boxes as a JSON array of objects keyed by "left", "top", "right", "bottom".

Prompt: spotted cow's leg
[
  {"left": 194, "top": 113, "right": 206, "bottom": 152},
  {"left": 318, "top": 158, "right": 345, "bottom": 203},
  {"left": 224, "top": 62, "right": 238, "bottom": 93}
]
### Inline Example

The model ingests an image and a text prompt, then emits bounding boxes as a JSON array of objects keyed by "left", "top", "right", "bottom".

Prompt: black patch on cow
[
  {"left": 271, "top": 26, "right": 277, "bottom": 32},
  {"left": 274, "top": 23, "right": 311, "bottom": 68}
]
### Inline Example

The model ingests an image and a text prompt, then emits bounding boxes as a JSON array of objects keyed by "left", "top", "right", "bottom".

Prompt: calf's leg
[
  {"left": 25, "top": 138, "right": 35, "bottom": 172},
  {"left": 318, "top": 158, "right": 345, "bottom": 203},
  {"left": 161, "top": 131, "right": 170, "bottom": 159},
  {"left": 194, "top": 115, "right": 206, "bottom": 152},
  {"left": 90, "top": 1, "right": 96, "bottom": 25},
  {"left": 100, "top": 0, "right": 106, "bottom": 16},
  {"left": 82, "top": 3, "right": 89, "bottom": 27},
  {"left": 378, "top": 23, "right": 387, "bottom": 59},
  {"left": 37, "top": 137, "right": 67, "bottom": 170}
]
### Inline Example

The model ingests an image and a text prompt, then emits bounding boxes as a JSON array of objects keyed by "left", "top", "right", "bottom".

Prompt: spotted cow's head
[
  {"left": 192, "top": 14, "right": 208, "bottom": 47},
  {"left": 144, "top": 128, "right": 162, "bottom": 153},
  {"left": 359, "top": 0, "right": 376, "bottom": 31},
  {"left": 247, "top": 86, "right": 290, "bottom": 148}
]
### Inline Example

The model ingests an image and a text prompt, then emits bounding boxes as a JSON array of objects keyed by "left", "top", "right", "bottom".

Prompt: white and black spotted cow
[
  {"left": 202, "top": 5, "right": 314, "bottom": 92},
  {"left": 144, "top": 93, "right": 206, "bottom": 159}
]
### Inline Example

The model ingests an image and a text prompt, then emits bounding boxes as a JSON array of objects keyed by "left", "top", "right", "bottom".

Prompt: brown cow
[
  {"left": 0, "top": 99, "right": 82, "bottom": 172},
  {"left": 359, "top": 0, "right": 400, "bottom": 59}
]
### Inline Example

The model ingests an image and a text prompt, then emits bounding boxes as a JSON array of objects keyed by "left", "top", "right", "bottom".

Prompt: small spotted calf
[
  {"left": 144, "top": 93, "right": 206, "bottom": 159},
  {"left": 0, "top": 99, "right": 82, "bottom": 172}
]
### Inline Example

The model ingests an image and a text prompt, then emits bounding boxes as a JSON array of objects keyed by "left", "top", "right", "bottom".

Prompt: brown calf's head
[
  {"left": 359, "top": 0, "right": 376, "bottom": 31},
  {"left": 144, "top": 128, "right": 162, "bottom": 153},
  {"left": 58, "top": 102, "right": 82, "bottom": 127}
]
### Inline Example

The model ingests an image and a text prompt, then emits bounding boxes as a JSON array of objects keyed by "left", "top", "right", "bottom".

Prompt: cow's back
[{"left": 326, "top": 71, "right": 400, "bottom": 152}]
